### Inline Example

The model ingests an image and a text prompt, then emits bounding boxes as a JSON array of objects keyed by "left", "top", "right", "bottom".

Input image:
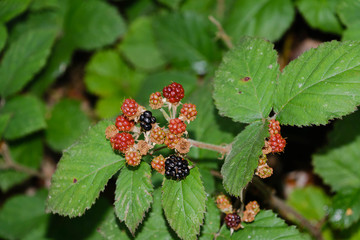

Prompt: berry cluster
[
  {"left": 268, "top": 119, "right": 286, "bottom": 153},
  {"left": 255, "top": 154, "right": 273, "bottom": 179},
  {"left": 121, "top": 99, "right": 139, "bottom": 117},
  {"left": 216, "top": 194, "right": 233, "bottom": 214},
  {"left": 162, "top": 82, "right": 184, "bottom": 103},
  {"left": 106, "top": 82, "right": 195, "bottom": 179},
  {"left": 165, "top": 155, "right": 190, "bottom": 180},
  {"left": 115, "top": 115, "right": 134, "bottom": 132},
  {"left": 180, "top": 103, "right": 197, "bottom": 121},
  {"left": 243, "top": 201, "right": 260, "bottom": 223},
  {"left": 151, "top": 155, "right": 166, "bottom": 174},
  {"left": 110, "top": 132, "right": 135, "bottom": 152},
  {"left": 225, "top": 213, "right": 242, "bottom": 230},
  {"left": 168, "top": 118, "right": 186, "bottom": 135},
  {"left": 140, "top": 111, "right": 156, "bottom": 131}
]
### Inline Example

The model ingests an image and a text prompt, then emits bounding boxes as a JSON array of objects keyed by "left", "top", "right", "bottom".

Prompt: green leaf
[
  {"left": 0, "top": 28, "right": 57, "bottom": 97},
  {"left": 119, "top": 16, "right": 166, "bottom": 72},
  {"left": 114, "top": 162, "right": 153, "bottom": 234},
  {"left": 217, "top": 210, "right": 304, "bottom": 240},
  {"left": 0, "top": 191, "right": 49, "bottom": 240},
  {"left": 0, "top": 95, "right": 46, "bottom": 140},
  {"left": 188, "top": 81, "right": 243, "bottom": 161},
  {"left": 224, "top": 0, "right": 295, "bottom": 42},
  {"left": 221, "top": 121, "right": 268, "bottom": 197},
  {"left": 274, "top": 40, "right": 360, "bottom": 126},
  {"left": 162, "top": 166, "right": 206, "bottom": 240},
  {"left": 63, "top": 0, "right": 126, "bottom": 50},
  {"left": 199, "top": 198, "right": 220, "bottom": 240},
  {"left": 153, "top": 11, "right": 221, "bottom": 72},
  {"left": 158, "top": 0, "right": 182, "bottom": 10},
  {"left": 0, "top": 0, "right": 31, "bottom": 23},
  {"left": 296, "top": 0, "right": 342, "bottom": 34},
  {"left": 313, "top": 137, "right": 360, "bottom": 192},
  {"left": 0, "top": 24, "right": 7, "bottom": 52},
  {"left": 47, "top": 120, "right": 125, "bottom": 217},
  {"left": 0, "top": 170, "right": 28, "bottom": 192},
  {"left": 30, "top": 0, "right": 60, "bottom": 11},
  {"left": 136, "top": 189, "right": 176, "bottom": 240},
  {"left": 46, "top": 98, "right": 90, "bottom": 152},
  {"left": 342, "top": 25, "right": 360, "bottom": 41},
  {"left": 0, "top": 29, "right": 56, "bottom": 97},
  {"left": 97, "top": 212, "right": 131, "bottom": 240},
  {"left": 95, "top": 96, "right": 124, "bottom": 119},
  {"left": 85, "top": 50, "right": 145, "bottom": 98},
  {"left": 336, "top": 0, "right": 360, "bottom": 27},
  {"left": 213, "top": 37, "right": 279, "bottom": 123},
  {"left": 287, "top": 186, "right": 330, "bottom": 224},
  {"left": 0, "top": 113, "right": 11, "bottom": 138},
  {"left": 329, "top": 188, "right": 360, "bottom": 229}
]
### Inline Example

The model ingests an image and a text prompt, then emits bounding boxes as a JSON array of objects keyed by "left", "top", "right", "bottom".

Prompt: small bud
[{"left": 105, "top": 125, "right": 118, "bottom": 139}]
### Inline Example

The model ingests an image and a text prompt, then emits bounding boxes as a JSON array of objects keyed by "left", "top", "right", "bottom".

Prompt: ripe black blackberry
[
  {"left": 225, "top": 213, "right": 241, "bottom": 229},
  {"left": 139, "top": 111, "right": 156, "bottom": 131},
  {"left": 165, "top": 155, "right": 190, "bottom": 180}
]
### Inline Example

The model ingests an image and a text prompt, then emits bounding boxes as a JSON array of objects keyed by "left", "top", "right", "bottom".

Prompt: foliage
[{"left": 1, "top": 0, "right": 360, "bottom": 239}]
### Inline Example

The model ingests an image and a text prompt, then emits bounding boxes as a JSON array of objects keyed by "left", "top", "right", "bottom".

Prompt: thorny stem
[
  {"left": 187, "top": 139, "right": 231, "bottom": 155},
  {"left": 209, "top": 16, "right": 234, "bottom": 49},
  {"left": 0, "top": 142, "right": 45, "bottom": 179}
]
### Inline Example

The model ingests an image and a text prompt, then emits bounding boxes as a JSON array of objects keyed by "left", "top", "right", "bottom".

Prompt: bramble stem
[
  {"left": 208, "top": 15, "right": 234, "bottom": 49},
  {"left": 0, "top": 142, "right": 45, "bottom": 179},
  {"left": 187, "top": 139, "right": 231, "bottom": 155},
  {"left": 160, "top": 108, "right": 171, "bottom": 122}
]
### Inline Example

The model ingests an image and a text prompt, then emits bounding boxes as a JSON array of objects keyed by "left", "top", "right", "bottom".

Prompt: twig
[
  {"left": 208, "top": 15, "right": 234, "bottom": 49},
  {"left": 251, "top": 177, "right": 324, "bottom": 240},
  {"left": 188, "top": 139, "right": 231, "bottom": 155},
  {"left": 210, "top": 170, "right": 324, "bottom": 240},
  {"left": 0, "top": 142, "right": 45, "bottom": 179},
  {"left": 160, "top": 108, "right": 171, "bottom": 122}
]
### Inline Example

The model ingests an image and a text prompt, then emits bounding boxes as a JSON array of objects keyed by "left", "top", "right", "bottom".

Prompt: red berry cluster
[
  {"left": 180, "top": 103, "right": 197, "bottom": 121},
  {"left": 162, "top": 82, "right": 184, "bottom": 103},
  {"left": 115, "top": 115, "right": 134, "bottom": 131},
  {"left": 121, "top": 99, "right": 139, "bottom": 117},
  {"left": 168, "top": 118, "right": 186, "bottom": 135},
  {"left": 268, "top": 119, "right": 286, "bottom": 153},
  {"left": 110, "top": 132, "right": 135, "bottom": 152}
]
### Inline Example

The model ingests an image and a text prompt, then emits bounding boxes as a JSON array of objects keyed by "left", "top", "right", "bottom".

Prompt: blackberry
[
  {"left": 165, "top": 155, "right": 190, "bottom": 180},
  {"left": 225, "top": 213, "right": 241, "bottom": 229},
  {"left": 139, "top": 111, "right": 156, "bottom": 131},
  {"left": 162, "top": 82, "right": 185, "bottom": 103}
]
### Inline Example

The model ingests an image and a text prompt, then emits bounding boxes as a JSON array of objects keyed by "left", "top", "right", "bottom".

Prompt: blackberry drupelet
[
  {"left": 139, "top": 111, "right": 156, "bottom": 131},
  {"left": 165, "top": 155, "right": 190, "bottom": 180}
]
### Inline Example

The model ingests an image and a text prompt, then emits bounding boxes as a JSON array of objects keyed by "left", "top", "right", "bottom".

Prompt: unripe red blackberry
[
  {"left": 164, "top": 132, "right": 180, "bottom": 149},
  {"left": 115, "top": 115, "right": 134, "bottom": 132},
  {"left": 164, "top": 155, "right": 190, "bottom": 180},
  {"left": 168, "top": 118, "right": 186, "bottom": 135},
  {"left": 256, "top": 164, "right": 273, "bottom": 178},
  {"left": 125, "top": 151, "right": 141, "bottom": 166},
  {"left": 216, "top": 194, "right": 233, "bottom": 214},
  {"left": 151, "top": 155, "right": 166, "bottom": 174},
  {"left": 139, "top": 111, "right": 156, "bottom": 131},
  {"left": 105, "top": 125, "right": 118, "bottom": 139},
  {"left": 150, "top": 127, "right": 166, "bottom": 144},
  {"left": 225, "top": 213, "right": 241, "bottom": 229},
  {"left": 162, "top": 82, "right": 184, "bottom": 103},
  {"left": 268, "top": 133, "right": 286, "bottom": 153},
  {"left": 110, "top": 132, "right": 135, "bottom": 152},
  {"left": 149, "top": 92, "right": 163, "bottom": 109},
  {"left": 121, "top": 99, "right": 139, "bottom": 117},
  {"left": 180, "top": 103, "right": 197, "bottom": 121}
]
